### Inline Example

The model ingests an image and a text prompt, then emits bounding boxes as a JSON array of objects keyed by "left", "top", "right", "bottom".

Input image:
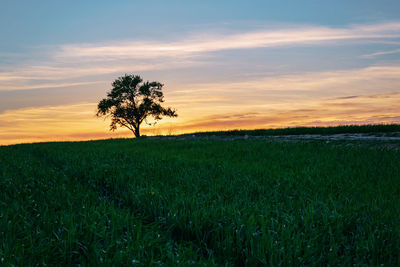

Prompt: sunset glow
[{"left": 1, "top": 1, "right": 400, "bottom": 145}]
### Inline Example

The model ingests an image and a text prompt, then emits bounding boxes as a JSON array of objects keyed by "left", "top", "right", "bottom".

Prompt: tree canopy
[{"left": 97, "top": 74, "right": 177, "bottom": 137}]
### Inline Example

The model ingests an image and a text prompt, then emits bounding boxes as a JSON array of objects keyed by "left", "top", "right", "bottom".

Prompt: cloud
[
  {"left": 333, "top": 95, "right": 359, "bottom": 100},
  {"left": 57, "top": 22, "right": 400, "bottom": 59},
  {"left": 0, "top": 59, "right": 202, "bottom": 91},
  {"left": 0, "top": 80, "right": 104, "bottom": 91},
  {"left": 361, "top": 48, "right": 400, "bottom": 58},
  {"left": 167, "top": 65, "right": 400, "bottom": 107},
  {"left": 1, "top": 21, "right": 400, "bottom": 93},
  {"left": 2, "top": 63, "right": 400, "bottom": 115},
  {"left": 165, "top": 92, "right": 400, "bottom": 133}
]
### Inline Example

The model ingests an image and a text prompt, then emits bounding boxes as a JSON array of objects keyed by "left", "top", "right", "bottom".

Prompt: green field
[
  {"left": 1, "top": 133, "right": 400, "bottom": 265},
  {"left": 188, "top": 124, "right": 400, "bottom": 137}
]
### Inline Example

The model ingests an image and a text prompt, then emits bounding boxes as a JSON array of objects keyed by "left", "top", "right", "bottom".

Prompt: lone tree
[{"left": 97, "top": 74, "right": 177, "bottom": 138}]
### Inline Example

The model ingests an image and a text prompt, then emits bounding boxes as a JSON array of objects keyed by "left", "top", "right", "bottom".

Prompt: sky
[{"left": 1, "top": 0, "right": 400, "bottom": 145}]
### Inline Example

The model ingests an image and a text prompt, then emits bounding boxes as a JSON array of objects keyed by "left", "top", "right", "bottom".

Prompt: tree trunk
[{"left": 134, "top": 127, "right": 140, "bottom": 138}]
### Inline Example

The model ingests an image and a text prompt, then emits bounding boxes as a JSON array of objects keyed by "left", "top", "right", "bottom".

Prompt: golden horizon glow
[{"left": 1, "top": 89, "right": 399, "bottom": 146}]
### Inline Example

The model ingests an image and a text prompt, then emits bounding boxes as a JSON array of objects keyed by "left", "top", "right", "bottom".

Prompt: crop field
[
  {"left": 1, "top": 131, "right": 400, "bottom": 265},
  {"left": 189, "top": 124, "right": 400, "bottom": 137}
]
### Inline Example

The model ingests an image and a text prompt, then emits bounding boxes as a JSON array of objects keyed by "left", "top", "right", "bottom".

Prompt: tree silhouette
[{"left": 97, "top": 74, "right": 177, "bottom": 138}]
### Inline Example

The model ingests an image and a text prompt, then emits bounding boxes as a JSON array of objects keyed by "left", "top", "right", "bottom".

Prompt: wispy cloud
[
  {"left": 0, "top": 59, "right": 202, "bottom": 91},
  {"left": 164, "top": 92, "right": 400, "bottom": 133},
  {"left": 58, "top": 22, "right": 400, "bottom": 59},
  {"left": 1, "top": 21, "right": 400, "bottom": 92},
  {"left": 168, "top": 65, "right": 400, "bottom": 106},
  {"left": 0, "top": 80, "right": 104, "bottom": 91},
  {"left": 2, "top": 64, "right": 400, "bottom": 114},
  {"left": 361, "top": 48, "right": 400, "bottom": 58}
]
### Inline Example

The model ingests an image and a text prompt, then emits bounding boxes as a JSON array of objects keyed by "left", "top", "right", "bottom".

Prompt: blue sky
[
  {"left": 2, "top": 0, "right": 400, "bottom": 50},
  {"left": 1, "top": 1, "right": 400, "bottom": 144}
]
